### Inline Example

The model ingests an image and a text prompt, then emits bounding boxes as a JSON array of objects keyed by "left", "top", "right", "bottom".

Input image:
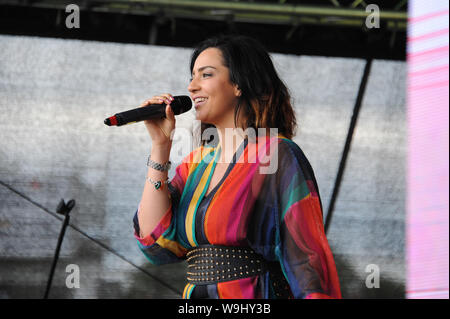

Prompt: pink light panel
[{"left": 407, "top": 1, "right": 449, "bottom": 299}]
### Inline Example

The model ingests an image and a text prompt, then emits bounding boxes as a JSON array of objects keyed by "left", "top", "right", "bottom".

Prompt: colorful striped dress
[{"left": 133, "top": 134, "right": 342, "bottom": 299}]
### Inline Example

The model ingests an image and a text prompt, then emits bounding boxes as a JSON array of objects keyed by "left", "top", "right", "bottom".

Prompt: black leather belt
[{"left": 186, "top": 245, "right": 278, "bottom": 285}]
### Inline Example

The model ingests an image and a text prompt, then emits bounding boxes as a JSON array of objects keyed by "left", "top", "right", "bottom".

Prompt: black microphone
[{"left": 104, "top": 95, "right": 192, "bottom": 126}]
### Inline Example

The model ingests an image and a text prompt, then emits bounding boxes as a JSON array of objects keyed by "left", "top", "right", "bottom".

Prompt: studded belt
[{"left": 186, "top": 245, "right": 275, "bottom": 285}]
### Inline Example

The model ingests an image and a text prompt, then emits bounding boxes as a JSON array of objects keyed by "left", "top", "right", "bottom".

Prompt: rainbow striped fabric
[{"left": 133, "top": 134, "right": 341, "bottom": 299}]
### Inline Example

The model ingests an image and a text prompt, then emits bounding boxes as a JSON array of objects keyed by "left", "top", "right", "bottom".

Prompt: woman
[{"left": 133, "top": 35, "right": 341, "bottom": 299}]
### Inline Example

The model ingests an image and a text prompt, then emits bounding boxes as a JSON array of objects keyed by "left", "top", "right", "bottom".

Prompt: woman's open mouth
[{"left": 194, "top": 97, "right": 208, "bottom": 109}]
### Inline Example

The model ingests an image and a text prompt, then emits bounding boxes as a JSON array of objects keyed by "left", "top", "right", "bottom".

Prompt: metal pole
[{"left": 43, "top": 199, "right": 75, "bottom": 299}]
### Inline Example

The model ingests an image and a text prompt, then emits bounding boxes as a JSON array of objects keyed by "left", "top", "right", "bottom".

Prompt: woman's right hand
[{"left": 139, "top": 93, "right": 176, "bottom": 147}]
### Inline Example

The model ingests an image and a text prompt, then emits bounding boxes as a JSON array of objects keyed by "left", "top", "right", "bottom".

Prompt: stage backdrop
[{"left": 0, "top": 34, "right": 406, "bottom": 298}]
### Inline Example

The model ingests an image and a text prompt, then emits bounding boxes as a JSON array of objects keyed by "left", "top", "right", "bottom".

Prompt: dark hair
[{"left": 190, "top": 34, "right": 297, "bottom": 146}]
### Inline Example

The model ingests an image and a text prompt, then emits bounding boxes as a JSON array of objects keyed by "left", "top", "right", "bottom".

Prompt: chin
[
  {"left": 195, "top": 112, "right": 213, "bottom": 125},
  {"left": 195, "top": 112, "right": 204, "bottom": 122}
]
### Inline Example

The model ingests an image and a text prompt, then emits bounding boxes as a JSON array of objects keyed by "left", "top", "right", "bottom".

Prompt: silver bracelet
[
  {"left": 147, "top": 176, "right": 170, "bottom": 190},
  {"left": 147, "top": 156, "right": 171, "bottom": 172}
]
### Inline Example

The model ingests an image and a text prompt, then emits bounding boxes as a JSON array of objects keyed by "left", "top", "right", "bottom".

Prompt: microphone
[{"left": 104, "top": 95, "right": 192, "bottom": 126}]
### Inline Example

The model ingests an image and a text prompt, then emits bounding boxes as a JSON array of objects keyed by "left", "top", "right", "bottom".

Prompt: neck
[{"left": 216, "top": 126, "right": 246, "bottom": 163}]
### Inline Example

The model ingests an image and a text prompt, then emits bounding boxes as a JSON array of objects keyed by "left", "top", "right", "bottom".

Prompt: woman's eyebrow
[{"left": 192, "top": 65, "right": 217, "bottom": 75}]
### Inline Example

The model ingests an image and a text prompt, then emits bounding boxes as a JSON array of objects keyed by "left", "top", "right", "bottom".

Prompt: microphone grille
[{"left": 172, "top": 95, "right": 192, "bottom": 115}]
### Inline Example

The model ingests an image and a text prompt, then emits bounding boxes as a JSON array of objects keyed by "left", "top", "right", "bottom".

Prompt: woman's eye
[{"left": 189, "top": 73, "right": 212, "bottom": 82}]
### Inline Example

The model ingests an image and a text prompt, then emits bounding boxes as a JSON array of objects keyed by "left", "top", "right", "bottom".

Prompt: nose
[{"left": 188, "top": 76, "right": 200, "bottom": 94}]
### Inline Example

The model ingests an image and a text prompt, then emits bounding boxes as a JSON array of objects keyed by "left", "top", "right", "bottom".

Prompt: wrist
[
  {"left": 152, "top": 141, "right": 172, "bottom": 151},
  {"left": 151, "top": 143, "right": 171, "bottom": 161}
]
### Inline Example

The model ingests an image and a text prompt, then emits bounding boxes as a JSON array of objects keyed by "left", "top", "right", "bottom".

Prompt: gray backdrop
[{"left": 0, "top": 34, "right": 406, "bottom": 298}]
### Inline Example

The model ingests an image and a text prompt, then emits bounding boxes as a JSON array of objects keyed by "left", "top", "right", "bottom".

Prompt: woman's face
[{"left": 188, "top": 47, "right": 241, "bottom": 127}]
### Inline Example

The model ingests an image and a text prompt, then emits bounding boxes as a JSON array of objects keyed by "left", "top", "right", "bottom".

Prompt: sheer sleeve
[
  {"left": 274, "top": 139, "right": 342, "bottom": 299},
  {"left": 132, "top": 157, "right": 190, "bottom": 265}
]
